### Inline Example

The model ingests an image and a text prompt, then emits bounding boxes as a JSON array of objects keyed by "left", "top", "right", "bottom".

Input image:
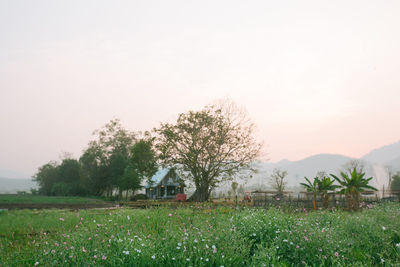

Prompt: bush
[{"left": 130, "top": 193, "right": 148, "bottom": 201}]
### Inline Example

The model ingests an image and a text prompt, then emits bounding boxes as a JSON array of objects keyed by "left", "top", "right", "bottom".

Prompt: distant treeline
[{"left": 34, "top": 119, "right": 157, "bottom": 198}]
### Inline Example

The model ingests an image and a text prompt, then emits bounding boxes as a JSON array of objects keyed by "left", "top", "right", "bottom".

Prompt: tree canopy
[{"left": 155, "top": 100, "right": 262, "bottom": 201}]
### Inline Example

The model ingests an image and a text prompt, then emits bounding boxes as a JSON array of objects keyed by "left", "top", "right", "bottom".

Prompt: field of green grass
[
  {"left": 0, "top": 195, "right": 106, "bottom": 204},
  {"left": 1, "top": 203, "right": 400, "bottom": 266}
]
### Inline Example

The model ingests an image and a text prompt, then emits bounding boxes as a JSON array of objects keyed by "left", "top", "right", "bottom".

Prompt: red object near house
[{"left": 175, "top": 194, "right": 187, "bottom": 202}]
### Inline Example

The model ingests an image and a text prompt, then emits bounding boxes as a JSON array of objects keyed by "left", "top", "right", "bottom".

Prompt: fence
[{"left": 251, "top": 191, "right": 399, "bottom": 209}]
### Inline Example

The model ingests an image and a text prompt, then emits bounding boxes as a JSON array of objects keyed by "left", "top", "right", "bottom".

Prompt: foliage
[
  {"left": 80, "top": 119, "right": 135, "bottom": 197},
  {"left": 33, "top": 161, "right": 59, "bottom": 195},
  {"left": 123, "top": 139, "right": 158, "bottom": 195},
  {"left": 155, "top": 100, "right": 262, "bottom": 201},
  {"left": 317, "top": 176, "right": 341, "bottom": 208},
  {"left": 269, "top": 168, "right": 288, "bottom": 196},
  {"left": 1, "top": 204, "right": 400, "bottom": 266},
  {"left": 331, "top": 168, "right": 377, "bottom": 211},
  {"left": 34, "top": 119, "right": 158, "bottom": 199}
]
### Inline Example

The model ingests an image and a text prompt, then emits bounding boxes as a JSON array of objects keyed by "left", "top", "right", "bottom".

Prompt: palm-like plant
[
  {"left": 330, "top": 168, "right": 377, "bottom": 211},
  {"left": 317, "top": 176, "right": 340, "bottom": 208},
  {"left": 300, "top": 177, "right": 320, "bottom": 210}
]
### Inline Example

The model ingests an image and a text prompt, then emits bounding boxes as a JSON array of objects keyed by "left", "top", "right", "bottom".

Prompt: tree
[
  {"left": 58, "top": 158, "right": 82, "bottom": 195},
  {"left": 33, "top": 161, "right": 59, "bottom": 195},
  {"left": 155, "top": 100, "right": 262, "bottom": 202},
  {"left": 80, "top": 119, "right": 135, "bottom": 197},
  {"left": 269, "top": 168, "right": 288, "bottom": 196},
  {"left": 317, "top": 176, "right": 340, "bottom": 209},
  {"left": 390, "top": 172, "right": 400, "bottom": 201},
  {"left": 300, "top": 176, "right": 319, "bottom": 211},
  {"left": 122, "top": 138, "right": 158, "bottom": 199},
  {"left": 331, "top": 168, "right": 377, "bottom": 211}
]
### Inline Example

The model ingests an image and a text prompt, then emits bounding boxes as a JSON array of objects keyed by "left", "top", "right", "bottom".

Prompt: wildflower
[
  {"left": 102, "top": 255, "right": 107, "bottom": 260},
  {"left": 59, "top": 218, "right": 64, "bottom": 221},
  {"left": 123, "top": 250, "right": 129, "bottom": 255},
  {"left": 93, "top": 255, "right": 97, "bottom": 259},
  {"left": 186, "top": 258, "right": 190, "bottom": 261},
  {"left": 82, "top": 247, "right": 87, "bottom": 253},
  {"left": 88, "top": 237, "right": 92, "bottom": 241},
  {"left": 34, "top": 262, "right": 39, "bottom": 266},
  {"left": 152, "top": 255, "right": 156, "bottom": 259},
  {"left": 396, "top": 243, "right": 400, "bottom": 247},
  {"left": 127, "top": 215, "right": 130, "bottom": 220},
  {"left": 382, "top": 226, "right": 386, "bottom": 231},
  {"left": 334, "top": 252, "right": 339, "bottom": 257},
  {"left": 169, "top": 213, "right": 172, "bottom": 217},
  {"left": 172, "top": 257, "right": 175, "bottom": 260}
]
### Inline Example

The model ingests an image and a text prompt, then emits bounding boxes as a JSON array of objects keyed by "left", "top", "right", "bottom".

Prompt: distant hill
[
  {"left": 250, "top": 154, "right": 355, "bottom": 188},
  {"left": 0, "top": 178, "right": 37, "bottom": 194},
  {"left": 362, "top": 141, "right": 400, "bottom": 164}
]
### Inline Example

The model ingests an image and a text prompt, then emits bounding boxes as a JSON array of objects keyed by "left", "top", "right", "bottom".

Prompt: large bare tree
[{"left": 154, "top": 100, "right": 262, "bottom": 202}]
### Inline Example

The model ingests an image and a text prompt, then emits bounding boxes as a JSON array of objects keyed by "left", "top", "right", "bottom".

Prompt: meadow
[
  {"left": 0, "top": 195, "right": 106, "bottom": 204},
  {"left": 1, "top": 203, "right": 400, "bottom": 266}
]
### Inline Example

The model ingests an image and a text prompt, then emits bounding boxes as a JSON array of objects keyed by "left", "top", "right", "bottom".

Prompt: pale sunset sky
[{"left": 1, "top": 0, "right": 399, "bottom": 177}]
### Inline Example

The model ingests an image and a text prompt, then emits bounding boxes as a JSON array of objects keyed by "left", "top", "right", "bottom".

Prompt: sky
[{"left": 1, "top": 0, "right": 400, "bottom": 177}]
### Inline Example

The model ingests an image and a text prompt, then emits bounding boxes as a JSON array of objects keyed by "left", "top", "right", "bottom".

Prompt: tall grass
[{"left": 1, "top": 204, "right": 400, "bottom": 266}]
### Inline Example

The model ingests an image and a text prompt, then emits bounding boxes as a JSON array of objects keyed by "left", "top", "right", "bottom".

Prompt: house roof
[{"left": 145, "top": 168, "right": 171, "bottom": 188}]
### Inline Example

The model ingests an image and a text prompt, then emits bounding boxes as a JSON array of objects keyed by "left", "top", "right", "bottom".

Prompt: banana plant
[
  {"left": 317, "top": 176, "right": 340, "bottom": 208},
  {"left": 330, "top": 168, "right": 377, "bottom": 211},
  {"left": 300, "top": 176, "right": 320, "bottom": 210}
]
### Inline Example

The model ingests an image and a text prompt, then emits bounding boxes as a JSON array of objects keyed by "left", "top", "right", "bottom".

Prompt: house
[{"left": 145, "top": 168, "right": 185, "bottom": 199}]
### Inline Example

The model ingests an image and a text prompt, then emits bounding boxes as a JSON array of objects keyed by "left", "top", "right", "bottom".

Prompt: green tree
[
  {"left": 58, "top": 158, "right": 82, "bottom": 195},
  {"left": 122, "top": 138, "right": 158, "bottom": 199},
  {"left": 155, "top": 100, "right": 262, "bottom": 202},
  {"left": 331, "top": 168, "right": 377, "bottom": 211},
  {"left": 390, "top": 172, "right": 400, "bottom": 201},
  {"left": 33, "top": 161, "right": 59, "bottom": 195},
  {"left": 79, "top": 145, "right": 108, "bottom": 196},
  {"left": 80, "top": 119, "right": 135, "bottom": 197},
  {"left": 300, "top": 176, "right": 319, "bottom": 211},
  {"left": 317, "top": 176, "right": 340, "bottom": 208},
  {"left": 109, "top": 151, "right": 128, "bottom": 199}
]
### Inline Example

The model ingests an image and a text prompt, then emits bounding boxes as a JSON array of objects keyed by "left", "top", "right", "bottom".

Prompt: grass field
[
  {"left": 0, "top": 195, "right": 106, "bottom": 204},
  {"left": 1, "top": 203, "right": 400, "bottom": 266}
]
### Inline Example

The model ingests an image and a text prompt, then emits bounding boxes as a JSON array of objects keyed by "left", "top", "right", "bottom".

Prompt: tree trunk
[
  {"left": 189, "top": 186, "right": 210, "bottom": 202},
  {"left": 312, "top": 193, "right": 317, "bottom": 211}
]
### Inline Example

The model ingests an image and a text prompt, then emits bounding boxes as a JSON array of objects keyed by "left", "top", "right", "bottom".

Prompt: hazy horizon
[{"left": 1, "top": 1, "right": 400, "bottom": 177}]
